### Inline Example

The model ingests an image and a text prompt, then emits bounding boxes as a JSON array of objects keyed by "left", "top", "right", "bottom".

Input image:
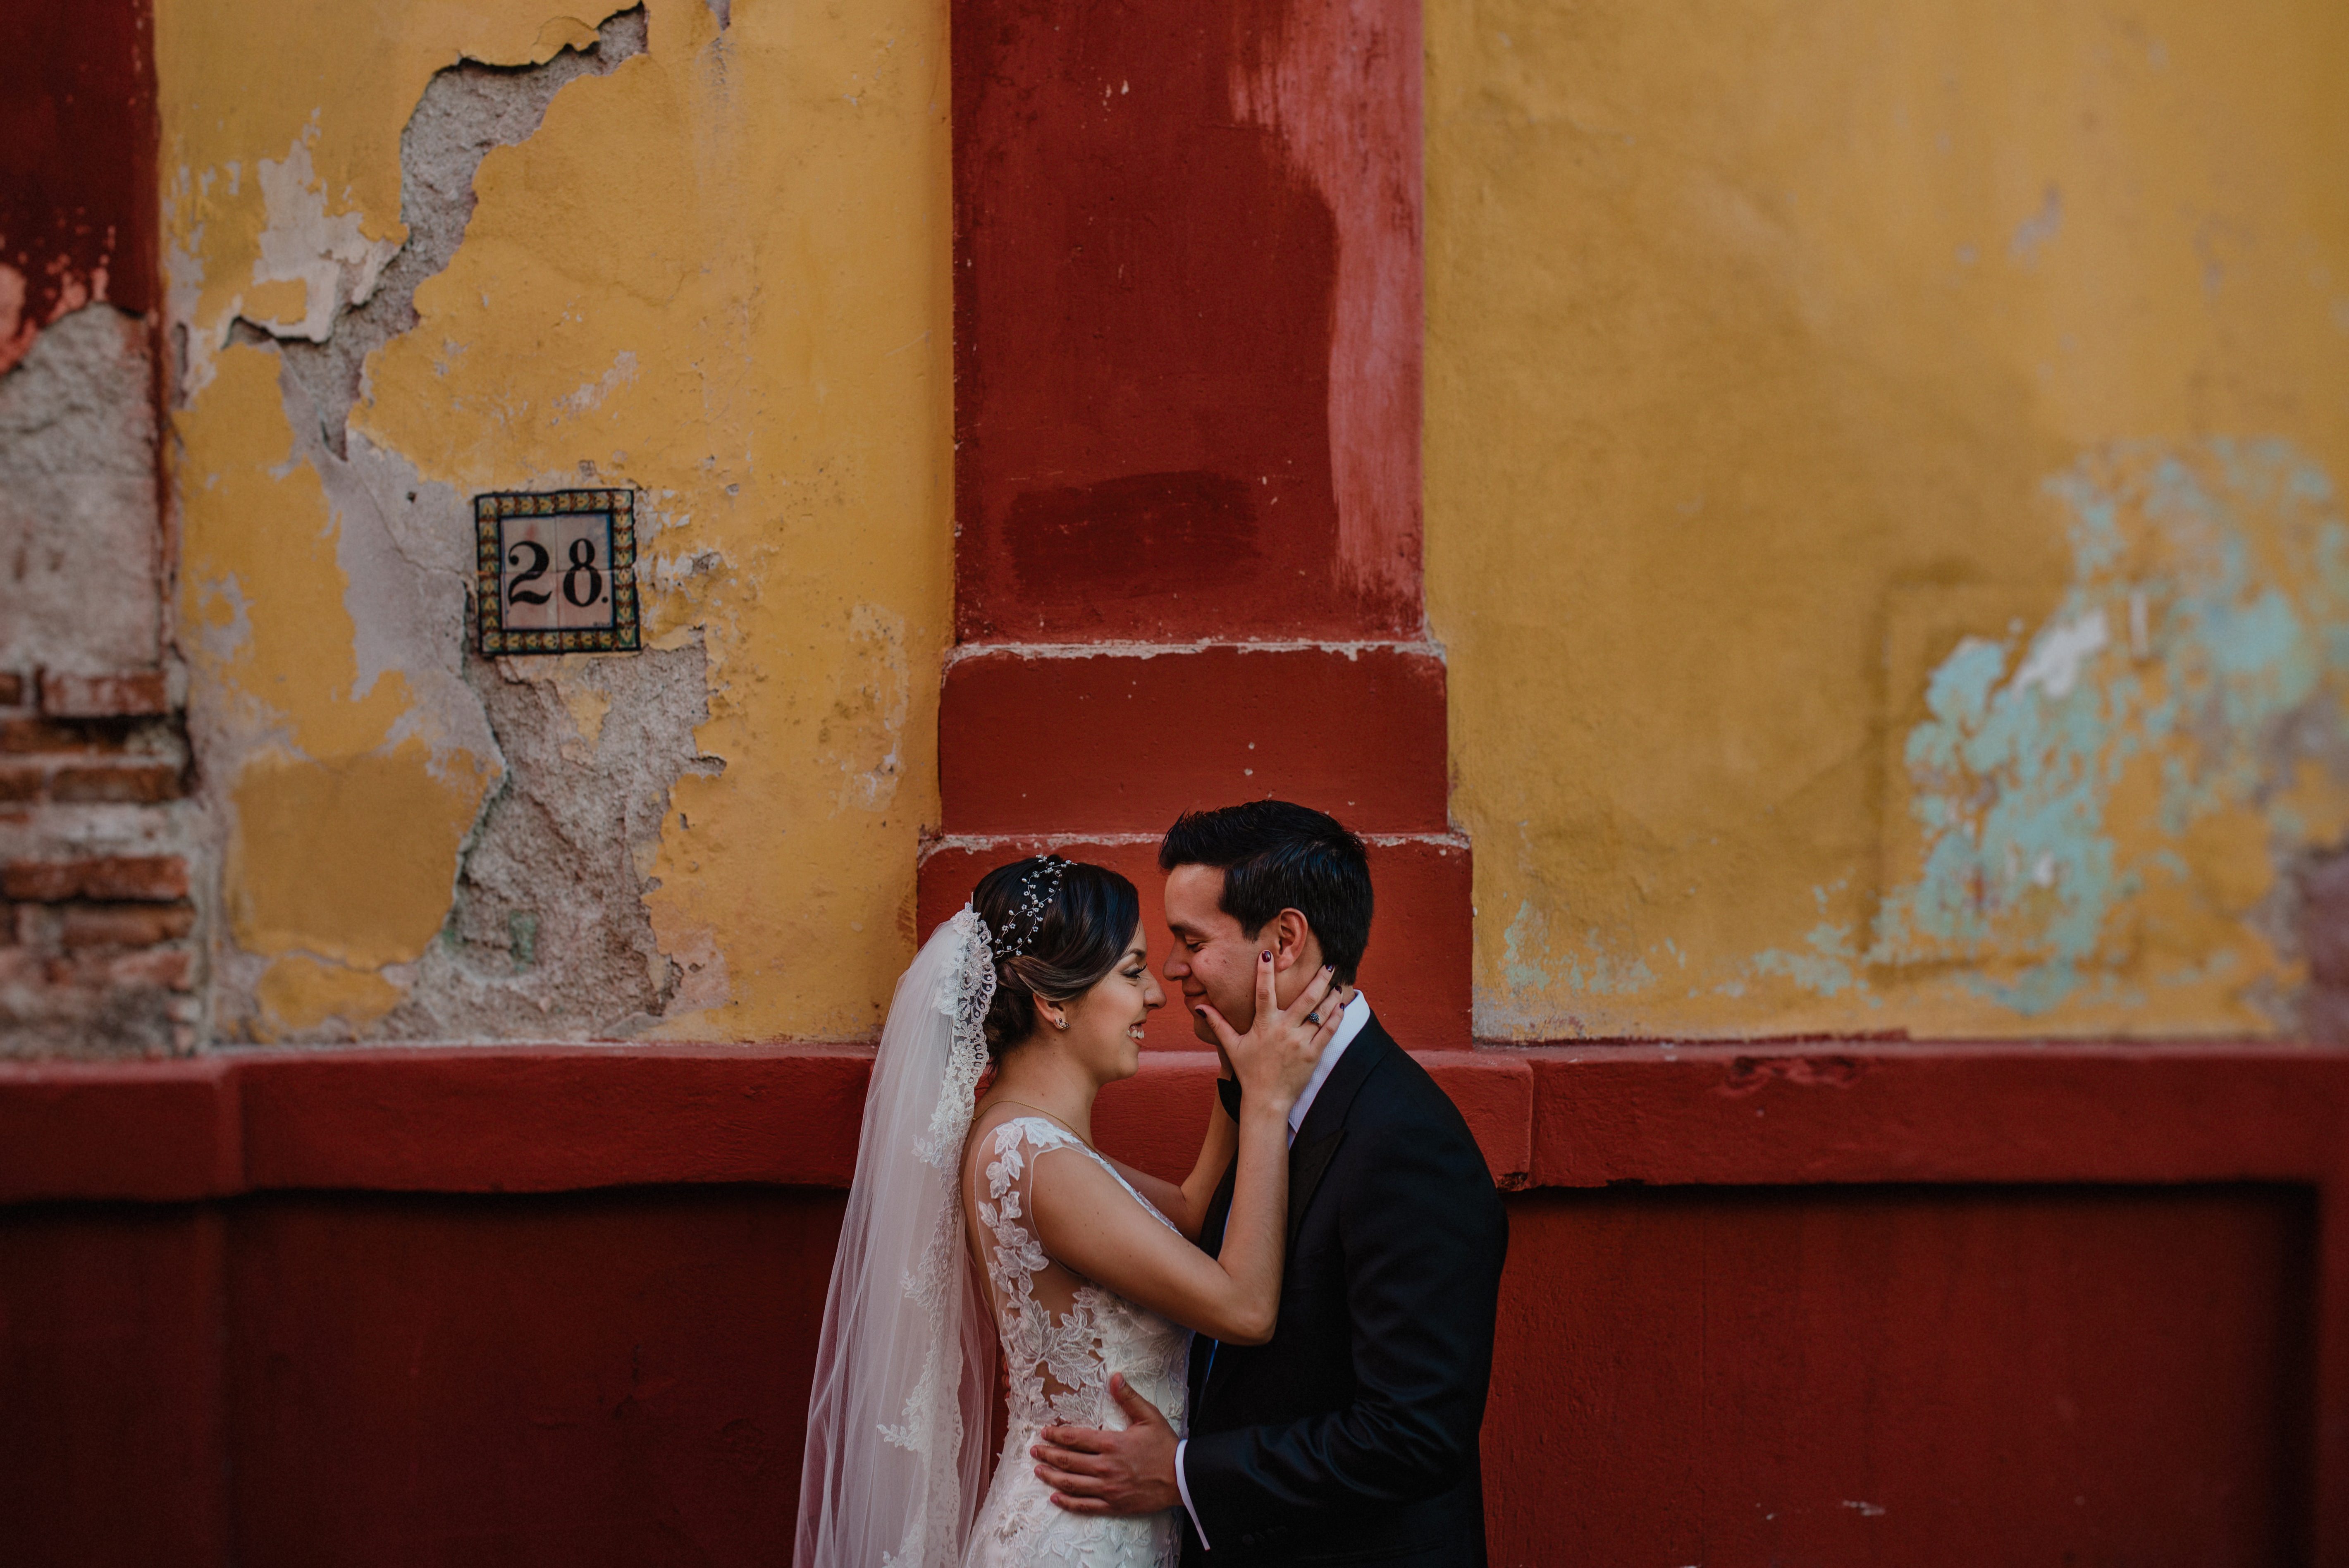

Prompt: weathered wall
[
  {"left": 1, "top": 0, "right": 198, "bottom": 1060},
  {"left": 938, "top": 0, "right": 1468, "bottom": 1048},
  {"left": 0, "top": 0, "right": 157, "bottom": 374},
  {"left": 1428, "top": 0, "right": 2349, "bottom": 1038},
  {"left": 158, "top": 0, "right": 951, "bottom": 1043}
]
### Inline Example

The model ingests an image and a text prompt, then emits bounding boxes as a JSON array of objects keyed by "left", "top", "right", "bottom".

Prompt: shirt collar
[{"left": 1288, "top": 988, "right": 1370, "bottom": 1143}]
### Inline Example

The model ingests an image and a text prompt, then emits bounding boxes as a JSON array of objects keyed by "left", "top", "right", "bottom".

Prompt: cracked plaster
[{"left": 162, "top": 0, "right": 951, "bottom": 1043}]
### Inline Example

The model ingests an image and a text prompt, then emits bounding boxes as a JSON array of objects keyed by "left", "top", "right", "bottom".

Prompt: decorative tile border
[{"left": 474, "top": 489, "right": 642, "bottom": 656}]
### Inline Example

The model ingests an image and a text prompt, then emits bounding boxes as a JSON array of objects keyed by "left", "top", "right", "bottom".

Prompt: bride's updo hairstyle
[{"left": 972, "top": 855, "right": 1141, "bottom": 1060}]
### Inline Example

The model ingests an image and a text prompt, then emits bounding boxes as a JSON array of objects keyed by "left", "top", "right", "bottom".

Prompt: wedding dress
[
  {"left": 796, "top": 909, "right": 1188, "bottom": 1568},
  {"left": 962, "top": 1116, "right": 1190, "bottom": 1568}
]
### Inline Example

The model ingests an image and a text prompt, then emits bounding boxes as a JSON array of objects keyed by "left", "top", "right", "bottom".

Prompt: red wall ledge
[
  {"left": 8, "top": 1043, "right": 2349, "bottom": 1562},
  {"left": 5, "top": 1041, "right": 2347, "bottom": 1203}
]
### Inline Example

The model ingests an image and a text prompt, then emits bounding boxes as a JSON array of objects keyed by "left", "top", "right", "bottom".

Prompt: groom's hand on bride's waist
[{"left": 1034, "top": 1372, "right": 1180, "bottom": 1517}]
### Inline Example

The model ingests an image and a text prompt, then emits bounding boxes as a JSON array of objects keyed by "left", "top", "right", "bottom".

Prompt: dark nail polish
[{"left": 1261, "top": 950, "right": 1272, "bottom": 961}]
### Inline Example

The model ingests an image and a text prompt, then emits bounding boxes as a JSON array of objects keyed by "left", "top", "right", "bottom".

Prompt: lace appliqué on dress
[{"left": 964, "top": 1117, "right": 1190, "bottom": 1568}]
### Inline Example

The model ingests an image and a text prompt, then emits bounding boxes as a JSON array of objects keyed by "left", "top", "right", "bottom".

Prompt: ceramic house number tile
[{"left": 475, "top": 489, "right": 643, "bottom": 656}]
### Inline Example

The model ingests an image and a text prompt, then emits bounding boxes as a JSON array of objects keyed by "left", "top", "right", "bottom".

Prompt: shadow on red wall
[{"left": 1, "top": 1179, "right": 2314, "bottom": 1565}]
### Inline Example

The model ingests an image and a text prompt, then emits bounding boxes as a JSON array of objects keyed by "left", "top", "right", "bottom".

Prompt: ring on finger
[{"left": 1303, "top": 1011, "right": 1320, "bottom": 1025}]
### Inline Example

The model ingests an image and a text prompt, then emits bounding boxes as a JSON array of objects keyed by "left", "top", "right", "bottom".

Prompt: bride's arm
[
  {"left": 1036, "top": 956, "right": 1337, "bottom": 1344},
  {"left": 1103, "top": 1076, "right": 1237, "bottom": 1241}
]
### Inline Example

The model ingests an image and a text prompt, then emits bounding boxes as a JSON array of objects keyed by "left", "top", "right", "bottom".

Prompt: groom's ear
[{"left": 1265, "top": 908, "right": 1317, "bottom": 971}]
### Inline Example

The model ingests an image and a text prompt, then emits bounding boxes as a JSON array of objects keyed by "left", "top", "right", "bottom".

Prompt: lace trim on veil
[
  {"left": 796, "top": 905, "right": 1000, "bottom": 1568},
  {"left": 885, "top": 908, "right": 995, "bottom": 1568},
  {"left": 918, "top": 908, "right": 996, "bottom": 1168}
]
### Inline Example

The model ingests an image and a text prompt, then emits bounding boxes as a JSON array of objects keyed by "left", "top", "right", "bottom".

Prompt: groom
[{"left": 1029, "top": 800, "right": 1509, "bottom": 1566}]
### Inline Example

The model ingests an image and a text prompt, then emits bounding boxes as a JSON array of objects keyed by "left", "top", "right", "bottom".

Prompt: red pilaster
[{"left": 937, "top": 0, "right": 1464, "bottom": 1044}]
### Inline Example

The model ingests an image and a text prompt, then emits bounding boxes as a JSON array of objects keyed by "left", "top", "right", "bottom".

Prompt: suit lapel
[
  {"left": 1294, "top": 1010, "right": 1394, "bottom": 1146},
  {"left": 1276, "top": 1013, "right": 1391, "bottom": 1253},
  {"left": 1285, "top": 1129, "right": 1344, "bottom": 1251}
]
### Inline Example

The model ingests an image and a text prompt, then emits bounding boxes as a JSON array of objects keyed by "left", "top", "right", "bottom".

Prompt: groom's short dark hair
[{"left": 1159, "top": 801, "right": 1372, "bottom": 985}]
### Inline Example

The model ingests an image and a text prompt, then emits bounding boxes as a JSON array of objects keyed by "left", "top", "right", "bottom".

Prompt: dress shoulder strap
[{"left": 989, "top": 1116, "right": 1182, "bottom": 1237}]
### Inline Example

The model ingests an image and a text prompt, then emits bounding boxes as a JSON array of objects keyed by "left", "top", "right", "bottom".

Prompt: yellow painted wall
[
  {"left": 1428, "top": 2, "right": 2349, "bottom": 1036},
  {"left": 161, "top": 0, "right": 950, "bottom": 1041}
]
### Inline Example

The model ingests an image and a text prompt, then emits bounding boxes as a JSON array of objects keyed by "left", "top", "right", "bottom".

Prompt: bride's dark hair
[{"left": 972, "top": 856, "right": 1141, "bottom": 1060}]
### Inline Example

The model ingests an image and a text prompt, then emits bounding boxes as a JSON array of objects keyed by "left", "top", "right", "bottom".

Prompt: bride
[{"left": 795, "top": 854, "right": 1340, "bottom": 1568}]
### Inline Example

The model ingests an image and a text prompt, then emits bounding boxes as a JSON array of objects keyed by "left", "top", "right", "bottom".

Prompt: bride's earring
[{"left": 1053, "top": 1012, "right": 1069, "bottom": 1031}]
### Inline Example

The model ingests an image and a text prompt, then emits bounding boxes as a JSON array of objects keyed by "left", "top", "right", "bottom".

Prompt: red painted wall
[
  {"left": 4, "top": 1046, "right": 2344, "bottom": 1564},
  {"left": 1488, "top": 1186, "right": 2313, "bottom": 1563},
  {"left": 7, "top": 1179, "right": 2312, "bottom": 1565},
  {"left": 933, "top": 0, "right": 1453, "bottom": 1030},
  {"left": 951, "top": 0, "right": 1422, "bottom": 642},
  {"left": 0, "top": 0, "right": 156, "bottom": 371}
]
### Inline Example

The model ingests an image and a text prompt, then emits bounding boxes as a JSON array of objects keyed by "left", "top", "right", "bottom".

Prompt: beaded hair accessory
[{"left": 995, "top": 855, "right": 1070, "bottom": 960}]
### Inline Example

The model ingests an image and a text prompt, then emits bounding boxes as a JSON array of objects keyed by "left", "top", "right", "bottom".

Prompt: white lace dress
[{"left": 964, "top": 1117, "right": 1191, "bottom": 1568}]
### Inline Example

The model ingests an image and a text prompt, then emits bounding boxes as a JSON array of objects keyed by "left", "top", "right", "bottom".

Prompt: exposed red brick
[
  {"left": 2, "top": 856, "right": 190, "bottom": 903},
  {"left": 0, "top": 717, "right": 129, "bottom": 754},
  {"left": 0, "top": 673, "right": 23, "bottom": 706},
  {"left": 10, "top": 902, "right": 54, "bottom": 947},
  {"left": 50, "top": 760, "right": 184, "bottom": 804},
  {"left": 103, "top": 947, "right": 195, "bottom": 990},
  {"left": 0, "top": 755, "right": 184, "bottom": 804},
  {"left": 59, "top": 902, "right": 196, "bottom": 949},
  {"left": 38, "top": 670, "right": 173, "bottom": 719}
]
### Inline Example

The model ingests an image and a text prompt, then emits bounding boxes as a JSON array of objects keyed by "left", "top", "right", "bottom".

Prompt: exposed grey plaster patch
[
  {"left": 190, "top": 7, "right": 724, "bottom": 1048},
  {"left": 369, "top": 640, "right": 724, "bottom": 1041},
  {"left": 2244, "top": 692, "right": 2349, "bottom": 1037},
  {"left": 199, "top": 342, "right": 722, "bottom": 1046},
  {"left": 2289, "top": 844, "right": 2349, "bottom": 1042},
  {"left": 705, "top": 0, "right": 732, "bottom": 30},
  {"left": 186, "top": 344, "right": 514, "bottom": 1050},
  {"left": 295, "top": 359, "right": 500, "bottom": 761},
  {"left": 257, "top": 7, "right": 649, "bottom": 454},
  {"left": 0, "top": 306, "right": 161, "bottom": 676},
  {"left": 0, "top": 304, "right": 202, "bottom": 1060}
]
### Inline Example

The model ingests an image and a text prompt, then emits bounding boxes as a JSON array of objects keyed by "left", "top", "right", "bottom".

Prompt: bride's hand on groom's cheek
[
  {"left": 1033, "top": 1373, "right": 1180, "bottom": 1517},
  {"left": 1200, "top": 951, "right": 1342, "bottom": 1113}
]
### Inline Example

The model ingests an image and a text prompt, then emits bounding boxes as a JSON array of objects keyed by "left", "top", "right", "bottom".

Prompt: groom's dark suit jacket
[{"left": 1182, "top": 1012, "right": 1508, "bottom": 1567}]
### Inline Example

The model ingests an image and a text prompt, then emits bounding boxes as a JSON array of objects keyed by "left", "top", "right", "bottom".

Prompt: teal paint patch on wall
[{"left": 1868, "top": 439, "right": 2349, "bottom": 1016}]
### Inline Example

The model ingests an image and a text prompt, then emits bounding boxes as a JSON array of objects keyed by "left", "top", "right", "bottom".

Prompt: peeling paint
[
  {"left": 253, "top": 952, "right": 405, "bottom": 1038},
  {"left": 1434, "top": 0, "right": 2349, "bottom": 1040},
  {"left": 1227, "top": 0, "right": 1422, "bottom": 611},
  {"left": 1485, "top": 899, "right": 1659, "bottom": 1036},
  {"left": 1872, "top": 440, "right": 2349, "bottom": 1019},
  {"left": 162, "top": 0, "right": 950, "bottom": 1043},
  {"left": 249, "top": 136, "right": 402, "bottom": 345}
]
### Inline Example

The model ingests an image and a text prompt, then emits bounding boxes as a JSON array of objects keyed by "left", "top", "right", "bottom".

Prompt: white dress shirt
[{"left": 1174, "top": 988, "right": 1371, "bottom": 1550}]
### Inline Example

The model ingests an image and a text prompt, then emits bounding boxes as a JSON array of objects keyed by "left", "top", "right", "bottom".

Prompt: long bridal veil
[{"left": 796, "top": 908, "right": 1002, "bottom": 1568}]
